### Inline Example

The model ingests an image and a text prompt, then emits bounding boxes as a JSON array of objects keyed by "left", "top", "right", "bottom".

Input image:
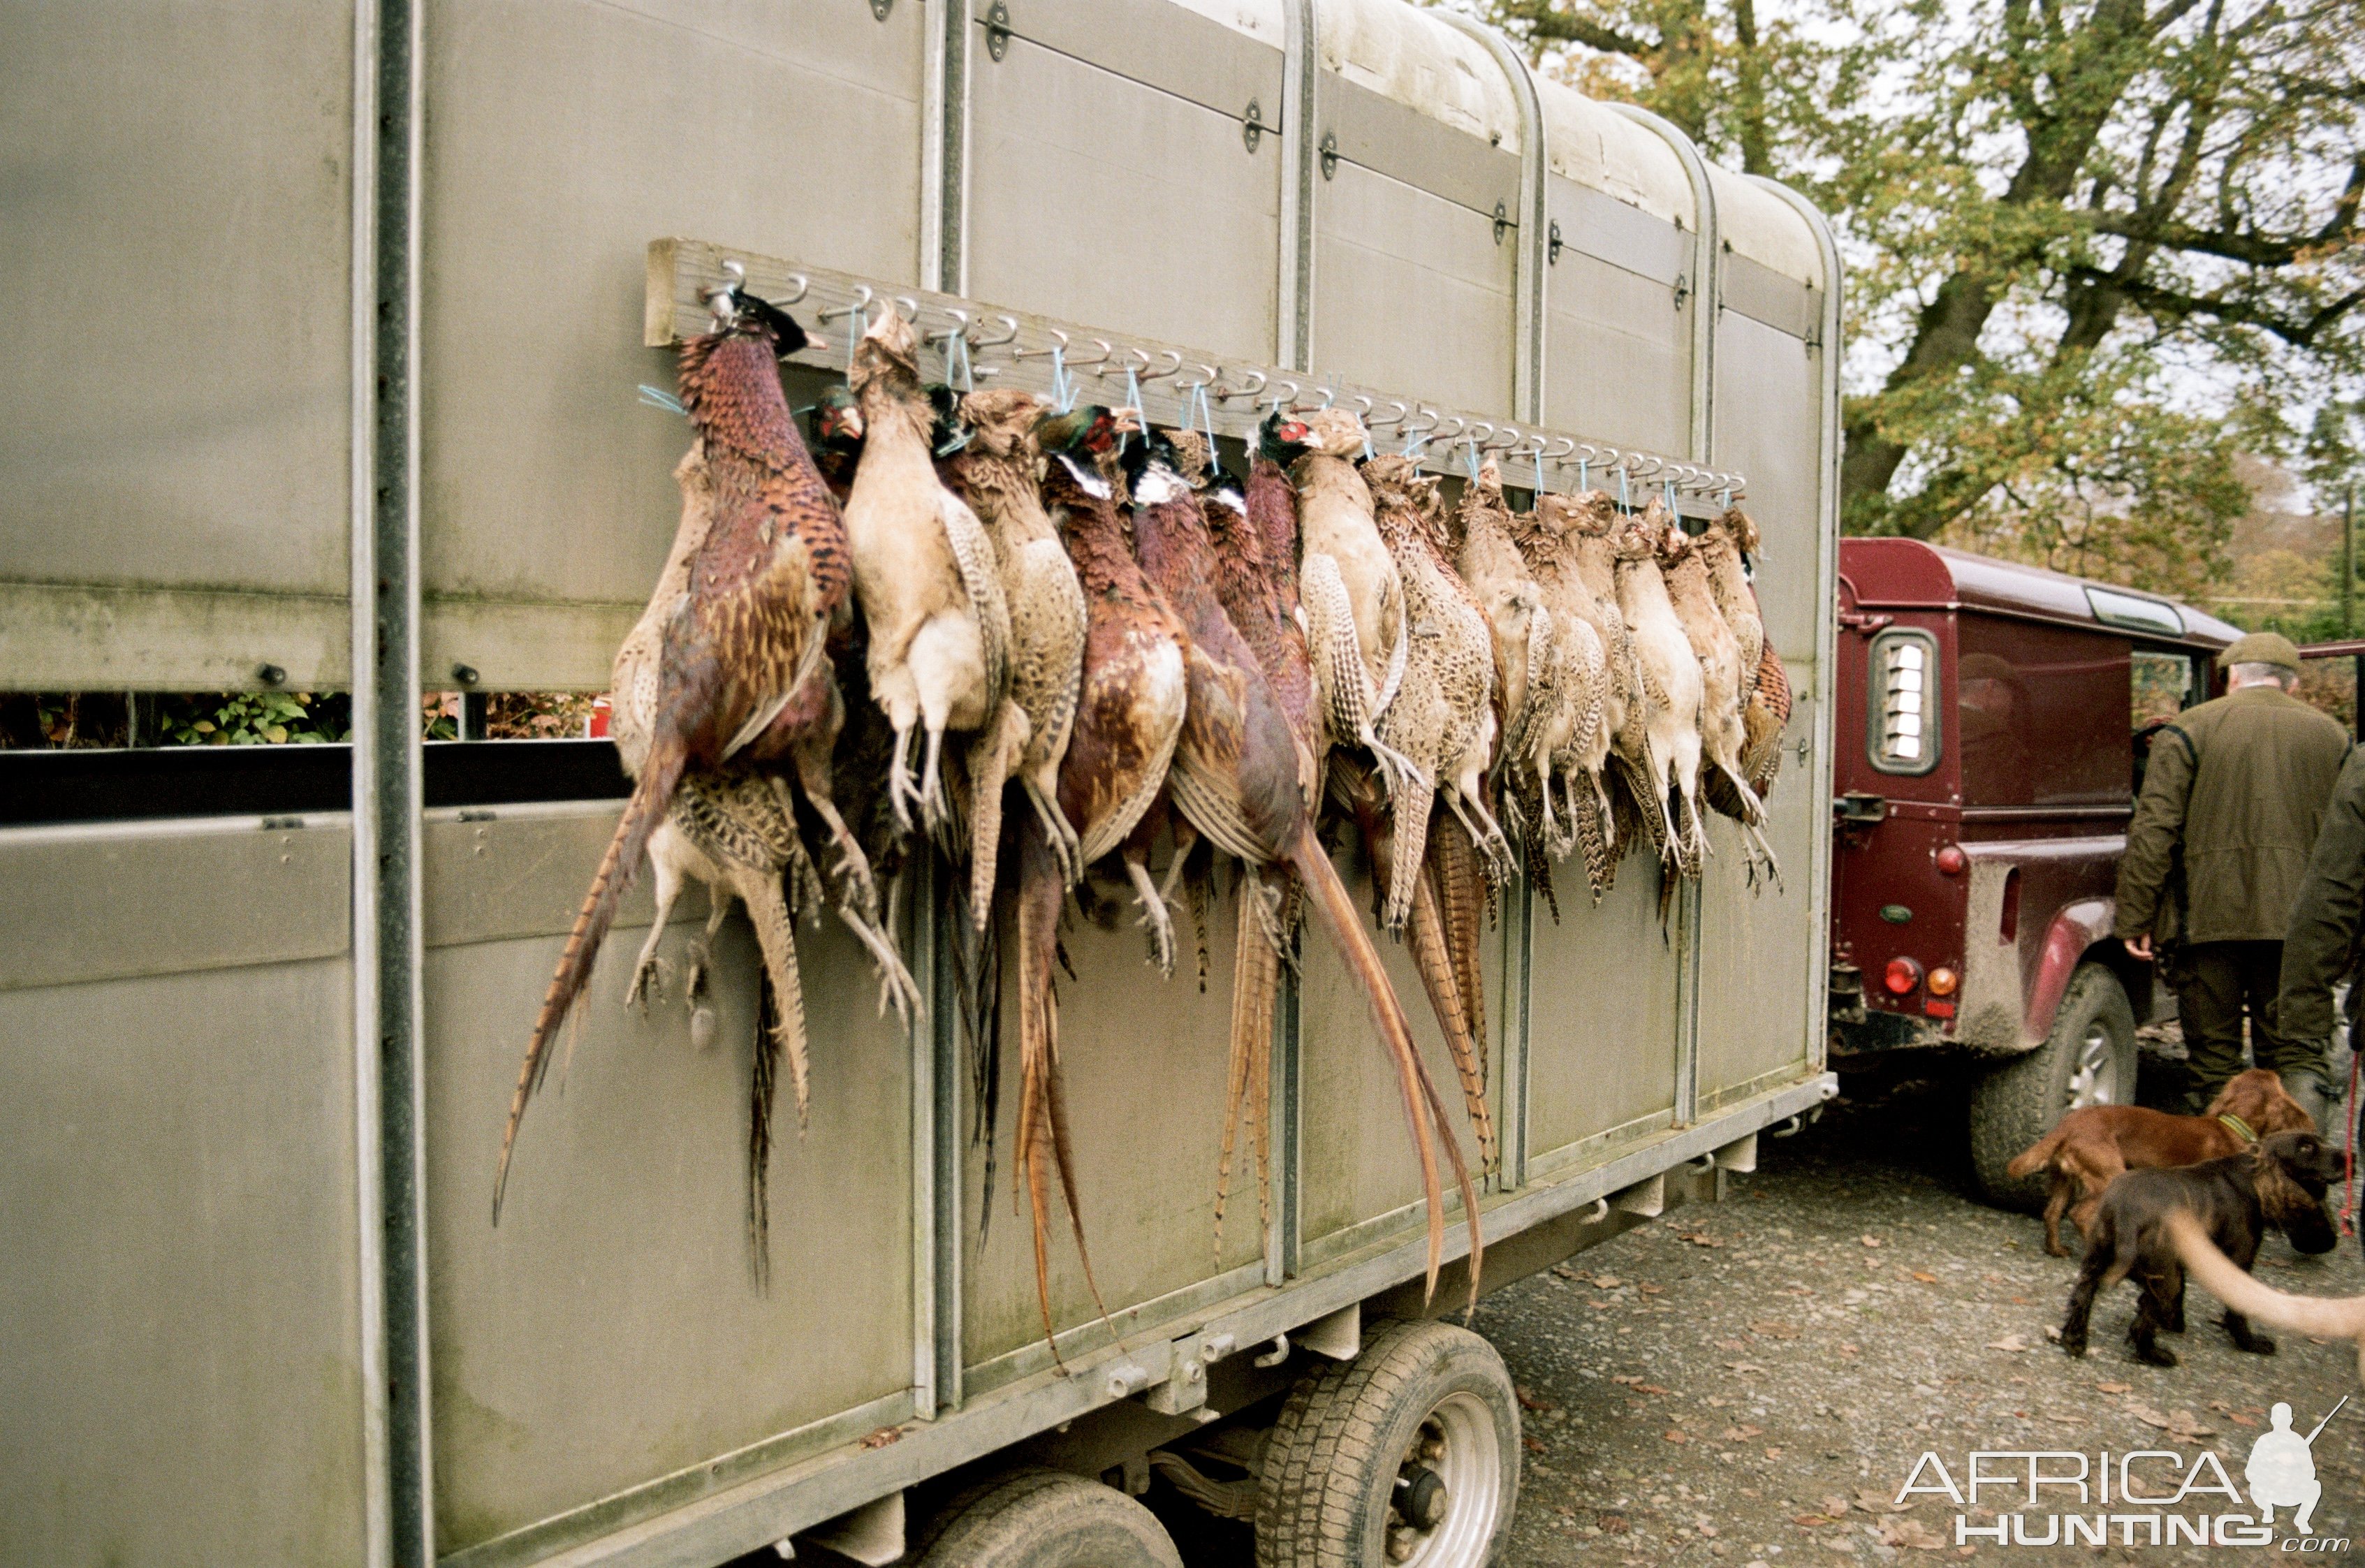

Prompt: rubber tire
[
  {"left": 1255, "top": 1318, "right": 1520, "bottom": 1568},
  {"left": 907, "top": 1467, "right": 1182, "bottom": 1568},
  {"left": 1969, "top": 961, "right": 2137, "bottom": 1210}
]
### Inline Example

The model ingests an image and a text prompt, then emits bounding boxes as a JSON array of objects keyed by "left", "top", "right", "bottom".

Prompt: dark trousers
[{"left": 2172, "top": 939, "right": 2315, "bottom": 1103}]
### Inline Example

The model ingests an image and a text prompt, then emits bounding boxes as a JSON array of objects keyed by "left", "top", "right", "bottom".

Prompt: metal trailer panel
[
  {"left": 418, "top": 806, "right": 916, "bottom": 1559},
  {"left": 417, "top": 0, "right": 926, "bottom": 691},
  {"left": 1694, "top": 208, "right": 1833, "bottom": 1106},
  {"left": 0, "top": 821, "right": 368, "bottom": 1568},
  {"left": 0, "top": 1, "right": 356, "bottom": 691},
  {"left": 958, "top": 879, "right": 1266, "bottom": 1391},
  {"left": 1524, "top": 877, "right": 1683, "bottom": 1173},
  {"left": 1294, "top": 853, "right": 1502, "bottom": 1266},
  {"left": 1310, "top": 72, "right": 1519, "bottom": 416},
  {"left": 964, "top": 6, "right": 1282, "bottom": 368}
]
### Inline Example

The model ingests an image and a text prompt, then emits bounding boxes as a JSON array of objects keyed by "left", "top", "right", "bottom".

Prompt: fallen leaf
[
  {"left": 1764, "top": 1446, "right": 1785, "bottom": 1459},
  {"left": 1985, "top": 1335, "right": 2028, "bottom": 1352},
  {"left": 1722, "top": 1424, "right": 1764, "bottom": 1439},
  {"left": 1792, "top": 1513, "right": 1830, "bottom": 1527},
  {"left": 1838, "top": 1343, "right": 1860, "bottom": 1358},
  {"left": 1854, "top": 1490, "right": 1908, "bottom": 1514},
  {"left": 2097, "top": 1382, "right": 2130, "bottom": 1395},
  {"left": 1611, "top": 1374, "right": 1645, "bottom": 1386},
  {"left": 2232, "top": 1413, "right": 2258, "bottom": 1428},
  {"left": 1525, "top": 1436, "right": 1547, "bottom": 1453},
  {"left": 1664, "top": 1428, "right": 1690, "bottom": 1444},
  {"left": 1881, "top": 1516, "right": 1947, "bottom": 1550},
  {"left": 1717, "top": 1338, "right": 1750, "bottom": 1351},
  {"left": 1750, "top": 1320, "right": 1802, "bottom": 1340},
  {"left": 1598, "top": 1512, "right": 1630, "bottom": 1534},
  {"left": 1639, "top": 1283, "right": 1667, "bottom": 1296},
  {"left": 1699, "top": 1523, "right": 1720, "bottom": 1537},
  {"left": 1911, "top": 1271, "right": 1938, "bottom": 1284},
  {"left": 858, "top": 1426, "right": 905, "bottom": 1449},
  {"left": 1822, "top": 1495, "right": 1852, "bottom": 1516},
  {"left": 1516, "top": 1385, "right": 1554, "bottom": 1412},
  {"left": 1637, "top": 1383, "right": 1673, "bottom": 1395},
  {"left": 1551, "top": 1263, "right": 1581, "bottom": 1280},
  {"left": 1595, "top": 1275, "right": 1624, "bottom": 1289},
  {"left": 1861, "top": 1235, "right": 1882, "bottom": 1248},
  {"left": 1725, "top": 1361, "right": 1766, "bottom": 1375}
]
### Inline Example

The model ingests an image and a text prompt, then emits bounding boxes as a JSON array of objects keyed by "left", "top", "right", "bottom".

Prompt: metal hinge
[
  {"left": 1493, "top": 200, "right": 1509, "bottom": 245},
  {"left": 1319, "top": 130, "right": 1338, "bottom": 180},
  {"left": 1243, "top": 98, "right": 1264, "bottom": 154},
  {"left": 869, "top": 0, "right": 891, "bottom": 19},
  {"left": 1548, "top": 219, "right": 1563, "bottom": 265},
  {"left": 984, "top": 0, "right": 1011, "bottom": 60},
  {"left": 1673, "top": 272, "right": 1690, "bottom": 310}
]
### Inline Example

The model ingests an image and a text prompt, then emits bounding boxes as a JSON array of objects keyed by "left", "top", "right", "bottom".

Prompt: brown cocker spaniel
[
  {"left": 2007, "top": 1068, "right": 2315, "bottom": 1256},
  {"left": 2058, "top": 1130, "right": 2345, "bottom": 1367}
]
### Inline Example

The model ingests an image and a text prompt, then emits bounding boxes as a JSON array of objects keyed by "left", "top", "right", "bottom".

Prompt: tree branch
[{"left": 2101, "top": 271, "right": 2365, "bottom": 347}]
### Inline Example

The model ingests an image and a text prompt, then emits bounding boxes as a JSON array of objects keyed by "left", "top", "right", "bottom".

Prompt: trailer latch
[
  {"left": 984, "top": 0, "right": 1011, "bottom": 60},
  {"left": 1837, "top": 609, "right": 1894, "bottom": 634},
  {"left": 1835, "top": 792, "right": 1887, "bottom": 826}
]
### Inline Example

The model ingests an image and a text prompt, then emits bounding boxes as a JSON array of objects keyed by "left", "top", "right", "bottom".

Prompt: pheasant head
[
  {"left": 1258, "top": 409, "right": 1313, "bottom": 466},
  {"left": 1297, "top": 408, "right": 1369, "bottom": 460},
  {"left": 848, "top": 304, "right": 924, "bottom": 402},
  {"left": 958, "top": 388, "right": 1046, "bottom": 460},
  {"left": 1711, "top": 504, "right": 1762, "bottom": 559},
  {"left": 1164, "top": 427, "right": 1210, "bottom": 485}
]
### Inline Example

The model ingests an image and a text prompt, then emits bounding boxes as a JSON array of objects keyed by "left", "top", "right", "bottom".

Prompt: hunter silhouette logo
[
  {"left": 2247, "top": 1397, "right": 2344, "bottom": 1536},
  {"left": 1891, "top": 1391, "right": 2350, "bottom": 1548}
]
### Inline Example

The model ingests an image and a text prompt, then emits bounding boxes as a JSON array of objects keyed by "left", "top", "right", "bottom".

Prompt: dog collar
[{"left": 2217, "top": 1113, "right": 2257, "bottom": 1144}]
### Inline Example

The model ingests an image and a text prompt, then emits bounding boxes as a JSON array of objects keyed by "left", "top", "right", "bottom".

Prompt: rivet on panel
[
  {"left": 1242, "top": 98, "right": 1263, "bottom": 154},
  {"left": 985, "top": 0, "right": 1011, "bottom": 61},
  {"left": 870, "top": 0, "right": 891, "bottom": 17},
  {"left": 256, "top": 664, "right": 286, "bottom": 687}
]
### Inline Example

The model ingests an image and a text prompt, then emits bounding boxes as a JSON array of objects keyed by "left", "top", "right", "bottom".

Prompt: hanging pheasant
[
  {"left": 1699, "top": 506, "right": 1792, "bottom": 804},
  {"left": 1615, "top": 499, "right": 1708, "bottom": 877},
  {"left": 1292, "top": 410, "right": 1420, "bottom": 795},
  {"left": 944, "top": 388, "right": 1090, "bottom": 914},
  {"left": 497, "top": 284, "right": 851, "bottom": 1220},
  {"left": 1362, "top": 455, "right": 1511, "bottom": 927},
  {"left": 1661, "top": 511, "right": 1778, "bottom": 881},
  {"left": 842, "top": 307, "right": 1014, "bottom": 865}
]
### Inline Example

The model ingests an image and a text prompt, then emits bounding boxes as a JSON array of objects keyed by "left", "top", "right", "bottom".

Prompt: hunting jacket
[
  {"left": 2114, "top": 684, "right": 2350, "bottom": 948},
  {"left": 2278, "top": 746, "right": 2365, "bottom": 1044}
]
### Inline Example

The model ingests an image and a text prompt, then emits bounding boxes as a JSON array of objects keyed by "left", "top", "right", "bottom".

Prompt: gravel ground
[{"left": 1477, "top": 1071, "right": 2365, "bottom": 1565}]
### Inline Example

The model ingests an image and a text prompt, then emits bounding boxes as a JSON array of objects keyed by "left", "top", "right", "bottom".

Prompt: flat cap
[{"left": 2220, "top": 631, "right": 2301, "bottom": 672}]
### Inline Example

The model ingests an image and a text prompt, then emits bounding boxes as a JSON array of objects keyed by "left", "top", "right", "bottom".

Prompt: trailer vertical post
[
  {"left": 1751, "top": 175, "right": 1848, "bottom": 1078},
  {"left": 1277, "top": 0, "right": 1317, "bottom": 372},
  {"left": 1612, "top": 103, "right": 1720, "bottom": 1128},
  {"left": 352, "top": 0, "right": 430, "bottom": 1559}
]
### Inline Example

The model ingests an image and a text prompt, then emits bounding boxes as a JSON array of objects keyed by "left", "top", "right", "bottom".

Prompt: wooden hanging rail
[{"left": 646, "top": 237, "right": 1748, "bottom": 515}]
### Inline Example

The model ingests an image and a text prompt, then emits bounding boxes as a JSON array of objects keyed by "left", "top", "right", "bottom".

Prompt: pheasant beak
[{"left": 1108, "top": 406, "right": 1145, "bottom": 435}]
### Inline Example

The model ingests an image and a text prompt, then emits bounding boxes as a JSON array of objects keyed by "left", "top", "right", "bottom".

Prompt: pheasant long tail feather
[
  {"left": 1570, "top": 772, "right": 1614, "bottom": 902},
  {"left": 1410, "top": 862, "right": 1495, "bottom": 1176},
  {"left": 748, "top": 972, "right": 781, "bottom": 1291},
  {"left": 1213, "top": 881, "right": 1282, "bottom": 1266},
  {"left": 1381, "top": 784, "right": 1434, "bottom": 935},
  {"left": 1431, "top": 815, "right": 1486, "bottom": 1057},
  {"left": 742, "top": 867, "right": 812, "bottom": 1133},
  {"left": 967, "top": 704, "right": 1023, "bottom": 929},
  {"left": 1289, "top": 823, "right": 1482, "bottom": 1310},
  {"left": 939, "top": 489, "right": 1013, "bottom": 715},
  {"left": 495, "top": 745, "right": 683, "bottom": 1219}
]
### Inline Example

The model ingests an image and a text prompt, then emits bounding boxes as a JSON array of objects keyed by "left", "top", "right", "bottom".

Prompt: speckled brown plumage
[
  {"left": 1364, "top": 456, "right": 1509, "bottom": 930},
  {"left": 497, "top": 306, "right": 851, "bottom": 1220},
  {"left": 1616, "top": 501, "right": 1708, "bottom": 877}
]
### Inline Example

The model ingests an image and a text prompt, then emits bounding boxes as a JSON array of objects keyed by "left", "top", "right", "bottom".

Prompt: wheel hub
[
  {"left": 1385, "top": 1395, "right": 1502, "bottom": 1566},
  {"left": 2066, "top": 1024, "right": 2120, "bottom": 1111}
]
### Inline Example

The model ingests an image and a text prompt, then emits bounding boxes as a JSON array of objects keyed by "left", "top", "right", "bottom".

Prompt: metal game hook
[
  {"left": 1367, "top": 400, "right": 1409, "bottom": 430},
  {"left": 971, "top": 314, "right": 1020, "bottom": 350},
  {"left": 1220, "top": 369, "right": 1267, "bottom": 403},
  {"left": 891, "top": 295, "right": 921, "bottom": 321}
]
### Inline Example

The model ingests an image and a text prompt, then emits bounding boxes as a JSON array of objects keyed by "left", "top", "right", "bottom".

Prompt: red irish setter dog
[{"left": 2007, "top": 1067, "right": 2315, "bottom": 1255}]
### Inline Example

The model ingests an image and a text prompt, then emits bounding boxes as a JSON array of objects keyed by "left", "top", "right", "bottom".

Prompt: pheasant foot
[
  {"left": 1124, "top": 852, "right": 1178, "bottom": 979},
  {"left": 837, "top": 904, "right": 923, "bottom": 1028},
  {"left": 888, "top": 723, "right": 921, "bottom": 833},
  {"left": 625, "top": 951, "right": 671, "bottom": 1010},
  {"left": 1023, "top": 775, "right": 1084, "bottom": 887}
]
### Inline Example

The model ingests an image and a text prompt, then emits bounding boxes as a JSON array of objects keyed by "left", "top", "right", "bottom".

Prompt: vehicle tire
[
  {"left": 1255, "top": 1318, "right": 1519, "bottom": 1568},
  {"left": 1969, "top": 961, "right": 2137, "bottom": 1210},
  {"left": 907, "top": 1467, "right": 1182, "bottom": 1567}
]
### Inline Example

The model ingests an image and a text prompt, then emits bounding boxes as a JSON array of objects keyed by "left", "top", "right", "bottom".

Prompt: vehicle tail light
[
  {"left": 1928, "top": 966, "right": 1959, "bottom": 996},
  {"left": 1935, "top": 844, "right": 1965, "bottom": 875},
  {"left": 1924, "top": 999, "right": 1956, "bottom": 1019},
  {"left": 1869, "top": 631, "right": 1938, "bottom": 774},
  {"left": 1883, "top": 957, "right": 1922, "bottom": 995}
]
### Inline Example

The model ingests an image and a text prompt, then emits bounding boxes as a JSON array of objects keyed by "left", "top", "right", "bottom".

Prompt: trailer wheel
[
  {"left": 1255, "top": 1318, "right": 1519, "bottom": 1567},
  {"left": 907, "top": 1467, "right": 1182, "bottom": 1567},
  {"left": 1969, "top": 961, "right": 2137, "bottom": 1209}
]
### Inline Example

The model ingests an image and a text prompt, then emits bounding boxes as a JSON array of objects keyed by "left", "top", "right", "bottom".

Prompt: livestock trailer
[
  {"left": 1825, "top": 540, "right": 2240, "bottom": 1201},
  {"left": 0, "top": 2, "right": 1840, "bottom": 1564}
]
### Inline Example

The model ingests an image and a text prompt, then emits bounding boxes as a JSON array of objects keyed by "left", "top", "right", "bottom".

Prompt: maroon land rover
[{"left": 1827, "top": 539, "right": 2241, "bottom": 1202}]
